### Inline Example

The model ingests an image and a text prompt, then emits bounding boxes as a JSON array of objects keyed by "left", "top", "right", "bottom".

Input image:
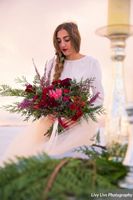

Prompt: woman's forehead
[{"left": 57, "top": 29, "right": 69, "bottom": 38}]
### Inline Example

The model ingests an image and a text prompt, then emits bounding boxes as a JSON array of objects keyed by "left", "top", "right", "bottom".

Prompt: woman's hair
[{"left": 53, "top": 22, "right": 81, "bottom": 80}]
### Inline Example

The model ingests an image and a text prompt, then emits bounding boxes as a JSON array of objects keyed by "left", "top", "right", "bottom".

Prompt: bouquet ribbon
[
  {"left": 45, "top": 119, "right": 59, "bottom": 152},
  {"left": 45, "top": 117, "right": 77, "bottom": 152},
  {"left": 58, "top": 117, "right": 76, "bottom": 129}
]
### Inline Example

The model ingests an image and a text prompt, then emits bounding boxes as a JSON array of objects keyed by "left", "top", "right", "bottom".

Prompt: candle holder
[
  {"left": 96, "top": 25, "right": 133, "bottom": 146},
  {"left": 119, "top": 103, "right": 133, "bottom": 189}
]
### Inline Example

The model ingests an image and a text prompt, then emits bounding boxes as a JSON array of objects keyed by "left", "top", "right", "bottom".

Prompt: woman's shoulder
[
  {"left": 81, "top": 55, "right": 101, "bottom": 70},
  {"left": 85, "top": 55, "right": 100, "bottom": 64},
  {"left": 84, "top": 55, "right": 102, "bottom": 75}
]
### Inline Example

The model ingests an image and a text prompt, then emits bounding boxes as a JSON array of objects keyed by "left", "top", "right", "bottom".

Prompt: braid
[{"left": 53, "top": 53, "right": 65, "bottom": 81}]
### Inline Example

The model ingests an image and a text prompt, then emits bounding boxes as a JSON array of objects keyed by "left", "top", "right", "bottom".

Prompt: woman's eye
[
  {"left": 65, "top": 38, "right": 70, "bottom": 42},
  {"left": 57, "top": 37, "right": 70, "bottom": 44},
  {"left": 57, "top": 40, "right": 61, "bottom": 44}
]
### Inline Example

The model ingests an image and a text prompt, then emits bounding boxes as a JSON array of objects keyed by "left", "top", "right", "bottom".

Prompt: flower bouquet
[{"left": 0, "top": 63, "right": 104, "bottom": 135}]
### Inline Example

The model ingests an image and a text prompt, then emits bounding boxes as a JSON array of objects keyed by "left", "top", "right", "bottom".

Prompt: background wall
[{"left": 0, "top": 0, "right": 133, "bottom": 125}]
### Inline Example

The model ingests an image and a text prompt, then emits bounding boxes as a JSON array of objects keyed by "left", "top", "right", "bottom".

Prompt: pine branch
[
  {"left": 0, "top": 85, "right": 25, "bottom": 97},
  {"left": 2, "top": 103, "right": 20, "bottom": 113},
  {"left": 15, "top": 76, "right": 28, "bottom": 85},
  {"left": 0, "top": 149, "right": 128, "bottom": 200}
]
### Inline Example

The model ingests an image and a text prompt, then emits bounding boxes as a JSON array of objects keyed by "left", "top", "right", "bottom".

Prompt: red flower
[
  {"left": 33, "top": 95, "right": 39, "bottom": 101},
  {"left": 38, "top": 99, "right": 47, "bottom": 107},
  {"left": 69, "top": 103, "right": 77, "bottom": 111},
  {"left": 33, "top": 104, "right": 40, "bottom": 109},
  {"left": 63, "top": 89, "right": 70, "bottom": 94},
  {"left": 42, "top": 87, "right": 49, "bottom": 95},
  {"left": 47, "top": 85, "right": 54, "bottom": 90},
  {"left": 49, "top": 97, "right": 58, "bottom": 107},
  {"left": 42, "top": 87, "right": 49, "bottom": 99},
  {"left": 72, "top": 110, "right": 83, "bottom": 121},
  {"left": 80, "top": 101, "right": 86, "bottom": 107}
]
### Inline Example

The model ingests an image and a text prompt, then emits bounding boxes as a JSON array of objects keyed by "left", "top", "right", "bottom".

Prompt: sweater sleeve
[{"left": 91, "top": 59, "right": 104, "bottom": 106}]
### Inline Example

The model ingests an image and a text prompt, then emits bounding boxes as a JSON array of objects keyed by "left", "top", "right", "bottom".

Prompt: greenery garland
[{"left": 0, "top": 147, "right": 128, "bottom": 200}]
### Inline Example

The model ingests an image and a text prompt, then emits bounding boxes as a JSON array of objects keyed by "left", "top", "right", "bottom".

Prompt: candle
[{"left": 108, "top": 0, "right": 130, "bottom": 25}]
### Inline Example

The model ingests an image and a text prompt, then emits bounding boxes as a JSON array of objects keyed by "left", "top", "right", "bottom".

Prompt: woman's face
[{"left": 56, "top": 29, "right": 76, "bottom": 59}]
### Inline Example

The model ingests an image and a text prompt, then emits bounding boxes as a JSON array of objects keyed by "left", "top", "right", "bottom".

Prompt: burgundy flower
[
  {"left": 25, "top": 84, "right": 35, "bottom": 93},
  {"left": 52, "top": 80, "right": 61, "bottom": 86},
  {"left": 63, "top": 96, "right": 70, "bottom": 102},
  {"left": 49, "top": 97, "right": 58, "bottom": 107},
  {"left": 38, "top": 99, "right": 48, "bottom": 108},
  {"left": 61, "top": 78, "right": 72, "bottom": 87}
]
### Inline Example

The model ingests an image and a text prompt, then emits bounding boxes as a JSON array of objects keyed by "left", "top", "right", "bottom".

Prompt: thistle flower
[{"left": 18, "top": 99, "right": 32, "bottom": 109}]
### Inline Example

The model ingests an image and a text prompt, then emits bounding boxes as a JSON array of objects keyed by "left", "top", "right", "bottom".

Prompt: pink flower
[{"left": 49, "top": 89, "right": 62, "bottom": 100}]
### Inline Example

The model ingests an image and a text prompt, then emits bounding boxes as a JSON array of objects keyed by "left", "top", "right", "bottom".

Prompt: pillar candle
[{"left": 108, "top": 0, "right": 130, "bottom": 25}]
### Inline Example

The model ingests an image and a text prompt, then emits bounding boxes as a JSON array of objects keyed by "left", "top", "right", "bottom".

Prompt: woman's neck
[{"left": 66, "top": 53, "right": 84, "bottom": 60}]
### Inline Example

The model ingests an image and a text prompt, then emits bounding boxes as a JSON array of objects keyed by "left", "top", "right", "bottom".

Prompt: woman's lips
[{"left": 62, "top": 49, "right": 68, "bottom": 52}]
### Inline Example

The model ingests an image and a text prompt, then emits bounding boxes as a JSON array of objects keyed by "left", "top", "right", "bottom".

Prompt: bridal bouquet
[{"left": 0, "top": 64, "right": 103, "bottom": 134}]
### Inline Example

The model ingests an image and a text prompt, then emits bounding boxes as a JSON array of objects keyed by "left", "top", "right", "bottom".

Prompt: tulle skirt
[{"left": 0, "top": 116, "right": 98, "bottom": 166}]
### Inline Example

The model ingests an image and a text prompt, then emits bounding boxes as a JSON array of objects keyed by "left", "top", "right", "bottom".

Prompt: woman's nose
[{"left": 60, "top": 40, "right": 66, "bottom": 47}]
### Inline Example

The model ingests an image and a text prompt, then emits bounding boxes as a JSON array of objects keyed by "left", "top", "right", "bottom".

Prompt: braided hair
[{"left": 53, "top": 22, "right": 81, "bottom": 80}]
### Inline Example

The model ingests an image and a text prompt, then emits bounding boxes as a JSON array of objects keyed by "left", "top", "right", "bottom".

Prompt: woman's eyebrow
[
  {"left": 63, "top": 36, "right": 70, "bottom": 38},
  {"left": 57, "top": 35, "right": 70, "bottom": 39}
]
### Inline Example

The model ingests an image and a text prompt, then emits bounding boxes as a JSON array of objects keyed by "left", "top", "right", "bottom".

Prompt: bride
[{"left": 1, "top": 22, "right": 104, "bottom": 165}]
